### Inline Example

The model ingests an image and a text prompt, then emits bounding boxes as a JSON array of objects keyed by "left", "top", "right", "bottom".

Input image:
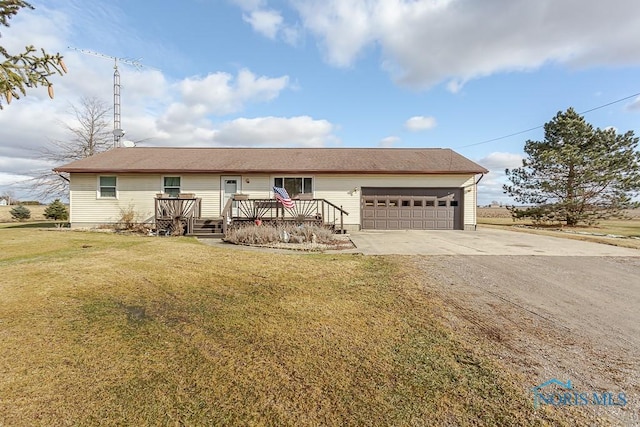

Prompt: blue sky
[{"left": 2, "top": 0, "right": 640, "bottom": 204}]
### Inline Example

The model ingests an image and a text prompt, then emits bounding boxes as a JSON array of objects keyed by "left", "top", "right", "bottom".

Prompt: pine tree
[
  {"left": 504, "top": 108, "right": 640, "bottom": 226},
  {"left": 1, "top": 0, "right": 68, "bottom": 109},
  {"left": 10, "top": 204, "right": 30, "bottom": 220},
  {"left": 43, "top": 199, "right": 68, "bottom": 221}
]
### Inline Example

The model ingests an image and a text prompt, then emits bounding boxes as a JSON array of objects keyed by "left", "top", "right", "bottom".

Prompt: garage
[{"left": 361, "top": 187, "right": 463, "bottom": 230}]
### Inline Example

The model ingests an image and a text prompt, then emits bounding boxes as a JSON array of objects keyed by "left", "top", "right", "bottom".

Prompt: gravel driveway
[{"left": 414, "top": 255, "right": 640, "bottom": 425}]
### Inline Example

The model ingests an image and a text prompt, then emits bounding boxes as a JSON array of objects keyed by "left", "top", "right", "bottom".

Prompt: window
[
  {"left": 163, "top": 177, "right": 181, "bottom": 197},
  {"left": 438, "top": 200, "right": 447, "bottom": 207},
  {"left": 99, "top": 176, "right": 117, "bottom": 198},
  {"left": 273, "top": 177, "right": 313, "bottom": 197},
  {"left": 401, "top": 200, "right": 411, "bottom": 207}
]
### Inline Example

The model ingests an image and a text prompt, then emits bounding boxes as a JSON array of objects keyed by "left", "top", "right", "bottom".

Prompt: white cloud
[
  {"left": 405, "top": 116, "right": 437, "bottom": 131},
  {"left": 211, "top": 116, "right": 335, "bottom": 146},
  {"left": 263, "top": 0, "right": 640, "bottom": 89},
  {"left": 475, "top": 152, "right": 524, "bottom": 205},
  {"left": 243, "top": 9, "right": 284, "bottom": 39},
  {"left": 155, "top": 69, "right": 289, "bottom": 134},
  {"left": 378, "top": 136, "right": 400, "bottom": 147},
  {"left": 232, "top": 0, "right": 300, "bottom": 45},
  {"left": 626, "top": 96, "right": 640, "bottom": 111},
  {"left": 177, "top": 69, "right": 289, "bottom": 116},
  {"left": 477, "top": 152, "right": 523, "bottom": 171}
]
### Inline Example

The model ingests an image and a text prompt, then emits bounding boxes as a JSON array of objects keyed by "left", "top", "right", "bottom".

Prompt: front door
[{"left": 221, "top": 176, "right": 241, "bottom": 216}]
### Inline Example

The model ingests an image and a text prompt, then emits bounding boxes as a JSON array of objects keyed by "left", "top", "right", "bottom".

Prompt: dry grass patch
[
  {"left": 0, "top": 205, "right": 49, "bottom": 222},
  {"left": 1, "top": 229, "right": 574, "bottom": 426},
  {"left": 478, "top": 208, "right": 640, "bottom": 249}
]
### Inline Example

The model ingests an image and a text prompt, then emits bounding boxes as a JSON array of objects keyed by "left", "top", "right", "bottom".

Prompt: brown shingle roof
[{"left": 54, "top": 147, "right": 488, "bottom": 174}]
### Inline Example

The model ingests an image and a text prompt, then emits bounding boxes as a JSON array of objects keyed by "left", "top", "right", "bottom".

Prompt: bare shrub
[
  {"left": 225, "top": 223, "right": 280, "bottom": 245},
  {"left": 115, "top": 205, "right": 151, "bottom": 234},
  {"left": 225, "top": 223, "right": 336, "bottom": 245}
]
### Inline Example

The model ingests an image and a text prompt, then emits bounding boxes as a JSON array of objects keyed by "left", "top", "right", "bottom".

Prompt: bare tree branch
[{"left": 24, "top": 96, "right": 112, "bottom": 200}]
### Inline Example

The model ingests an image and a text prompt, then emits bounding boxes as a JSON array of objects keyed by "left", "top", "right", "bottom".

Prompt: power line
[{"left": 455, "top": 91, "right": 640, "bottom": 149}]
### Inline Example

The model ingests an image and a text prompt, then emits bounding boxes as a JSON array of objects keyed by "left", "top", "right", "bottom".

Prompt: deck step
[
  {"left": 189, "top": 218, "right": 224, "bottom": 238},
  {"left": 190, "top": 233, "right": 224, "bottom": 238}
]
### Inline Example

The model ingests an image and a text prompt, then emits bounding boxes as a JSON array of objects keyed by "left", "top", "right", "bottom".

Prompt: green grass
[{"left": 0, "top": 229, "right": 577, "bottom": 426}]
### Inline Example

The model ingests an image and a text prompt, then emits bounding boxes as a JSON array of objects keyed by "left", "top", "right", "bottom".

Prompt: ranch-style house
[{"left": 54, "top": 147, "right": 488, "bottom": 236}]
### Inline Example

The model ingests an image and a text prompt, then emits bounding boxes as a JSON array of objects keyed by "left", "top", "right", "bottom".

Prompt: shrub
[
  {"left": 225, "top": 223, "right": 337, "bottom": 245},
  {"left": 10, "top": 205, "right": 31, "bottom": 221},
  {"left": 43, "top": 199, "right": 69, "bottom": 221},
  {"left": 116, "top": 205, "right": 151, "bottom": 234}
]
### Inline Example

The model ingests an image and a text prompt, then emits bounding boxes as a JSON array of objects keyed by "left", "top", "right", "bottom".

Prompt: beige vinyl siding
[
  {"left": 69, "top": 172, "right": 480, "bottom": 228},
  {"left": 70, "top": 174, "right": 158, "bottom": 226},
  {"left": 238, "top": 175, "right": 271, "bottom": 197},
  {"left": 180, "top": 175, "right": 219, "bottom": 218},
  {"left": 313, "top": 174, "right": 477, "bottom": 226},
  {"left": 463, "top": 176, "right": 478, "bottom": 229}
]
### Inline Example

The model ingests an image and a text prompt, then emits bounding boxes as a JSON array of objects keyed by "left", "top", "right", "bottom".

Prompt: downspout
[
  {"left": 55, "top": 171, "right": 71, "bottom": 225},
  {"left": 467, "top": 174, "right": 484, "bottom": 230},
  {"left": 55, "top": 172, "right": 70, "bottom": 182}
]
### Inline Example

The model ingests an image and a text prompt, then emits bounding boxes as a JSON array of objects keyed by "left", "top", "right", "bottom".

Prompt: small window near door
[
  {"left": 450, "top": 200, "right": 459, "bottom": 207},
  {"left": 438, "top": 200, "right": 447, "bottom": 207},
  {"left": 163, "top": 177, "right": 181, "bottom": 197},
  {"left": 98, "top": 176, "right": 117, "bottom": 198},
  {"left": 425, "top": 200, "right": 435, "bottom": 207},
  {"left": 364, "top": 199, "right": 375, "bottom": 207},
  {"left": 401, "top": 200, "right": 411, "bottom": 207}
]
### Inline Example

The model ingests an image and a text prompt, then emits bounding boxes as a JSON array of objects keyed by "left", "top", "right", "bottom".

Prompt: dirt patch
[{"left": 412, "top": 255, "right": 640, "bottom": 425}]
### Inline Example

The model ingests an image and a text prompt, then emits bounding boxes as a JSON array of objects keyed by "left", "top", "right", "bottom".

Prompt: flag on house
[{"left": 273, "top": 186, "right": 294, "bottom": 208}]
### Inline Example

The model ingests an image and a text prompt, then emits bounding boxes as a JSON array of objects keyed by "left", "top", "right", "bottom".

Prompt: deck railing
[
  {"left": 155, "top": 197, "right": 201, "bottom": 235},
  {"left": 222, "top": 198, "right": 349, "bottom": 233}
]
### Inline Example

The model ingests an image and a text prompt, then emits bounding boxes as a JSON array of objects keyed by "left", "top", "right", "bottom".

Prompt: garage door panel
[{"left": 361, "top": 187, "right": 462, "bottom": 230}]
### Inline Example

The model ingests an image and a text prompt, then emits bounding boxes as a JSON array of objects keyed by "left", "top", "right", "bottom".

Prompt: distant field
[
  {"left": 0, "top": 205, "right": 50, "bottom": 222},
  {"left": 478, "top": 206, "right": 640, "bottom": 220},
  {"left": 478, "top": 207, "right": 640, "bottom": 248}
]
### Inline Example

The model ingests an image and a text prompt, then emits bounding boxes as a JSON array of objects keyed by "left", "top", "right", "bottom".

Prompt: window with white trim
[
  {"left": 163, "top": 176, "right": 181, "bottom": 197},
  {"left": 273, "top": 177, "right": 313, "bottom": 197},
  {"left": 98, "top": 176, "right": 117, "bottom": 198}
]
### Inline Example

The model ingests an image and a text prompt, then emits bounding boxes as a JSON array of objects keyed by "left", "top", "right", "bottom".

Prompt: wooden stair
[{"left": 188, "top": 218, "right": 224, "bottom": 238}]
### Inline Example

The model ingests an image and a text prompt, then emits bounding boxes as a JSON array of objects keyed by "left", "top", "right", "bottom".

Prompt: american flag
[{"left": 273, "top": 186, "right": 294, "bottom": 208}]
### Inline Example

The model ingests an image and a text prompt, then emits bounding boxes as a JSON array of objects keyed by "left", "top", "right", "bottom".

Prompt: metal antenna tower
[{"left": 68, "top": 47, "right": 149, "bottom": 147}]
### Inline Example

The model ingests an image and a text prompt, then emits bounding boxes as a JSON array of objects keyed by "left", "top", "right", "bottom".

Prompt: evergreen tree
[
  {"left": 504, "top": 108, "right": 640, "bottom": 226},
  {"left": 10, "top": 204, "right": 30, "bottom": 220},
  {"left": 1, "top": 0, "right": 67, "bottom": 109},
  {"left": 43, "top": 199, "right": 68, "bottom": 221}
]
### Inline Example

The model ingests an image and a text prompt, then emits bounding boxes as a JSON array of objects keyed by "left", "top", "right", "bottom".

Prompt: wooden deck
[
  {"left": 221, "top": 198, "right": 349, "bottom": 234},
  {"left": 155, "top": 196, "right": 348, "bottom": 236}
]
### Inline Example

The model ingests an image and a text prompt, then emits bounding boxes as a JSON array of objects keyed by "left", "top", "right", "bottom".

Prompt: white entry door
[{"left": 221, "top": 176, "right": 241, "bottom": 216}]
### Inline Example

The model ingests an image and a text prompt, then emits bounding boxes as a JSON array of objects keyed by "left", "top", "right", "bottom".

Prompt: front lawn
[{"left": 0, "top": 229, "right": 573, "bottom": 426}]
